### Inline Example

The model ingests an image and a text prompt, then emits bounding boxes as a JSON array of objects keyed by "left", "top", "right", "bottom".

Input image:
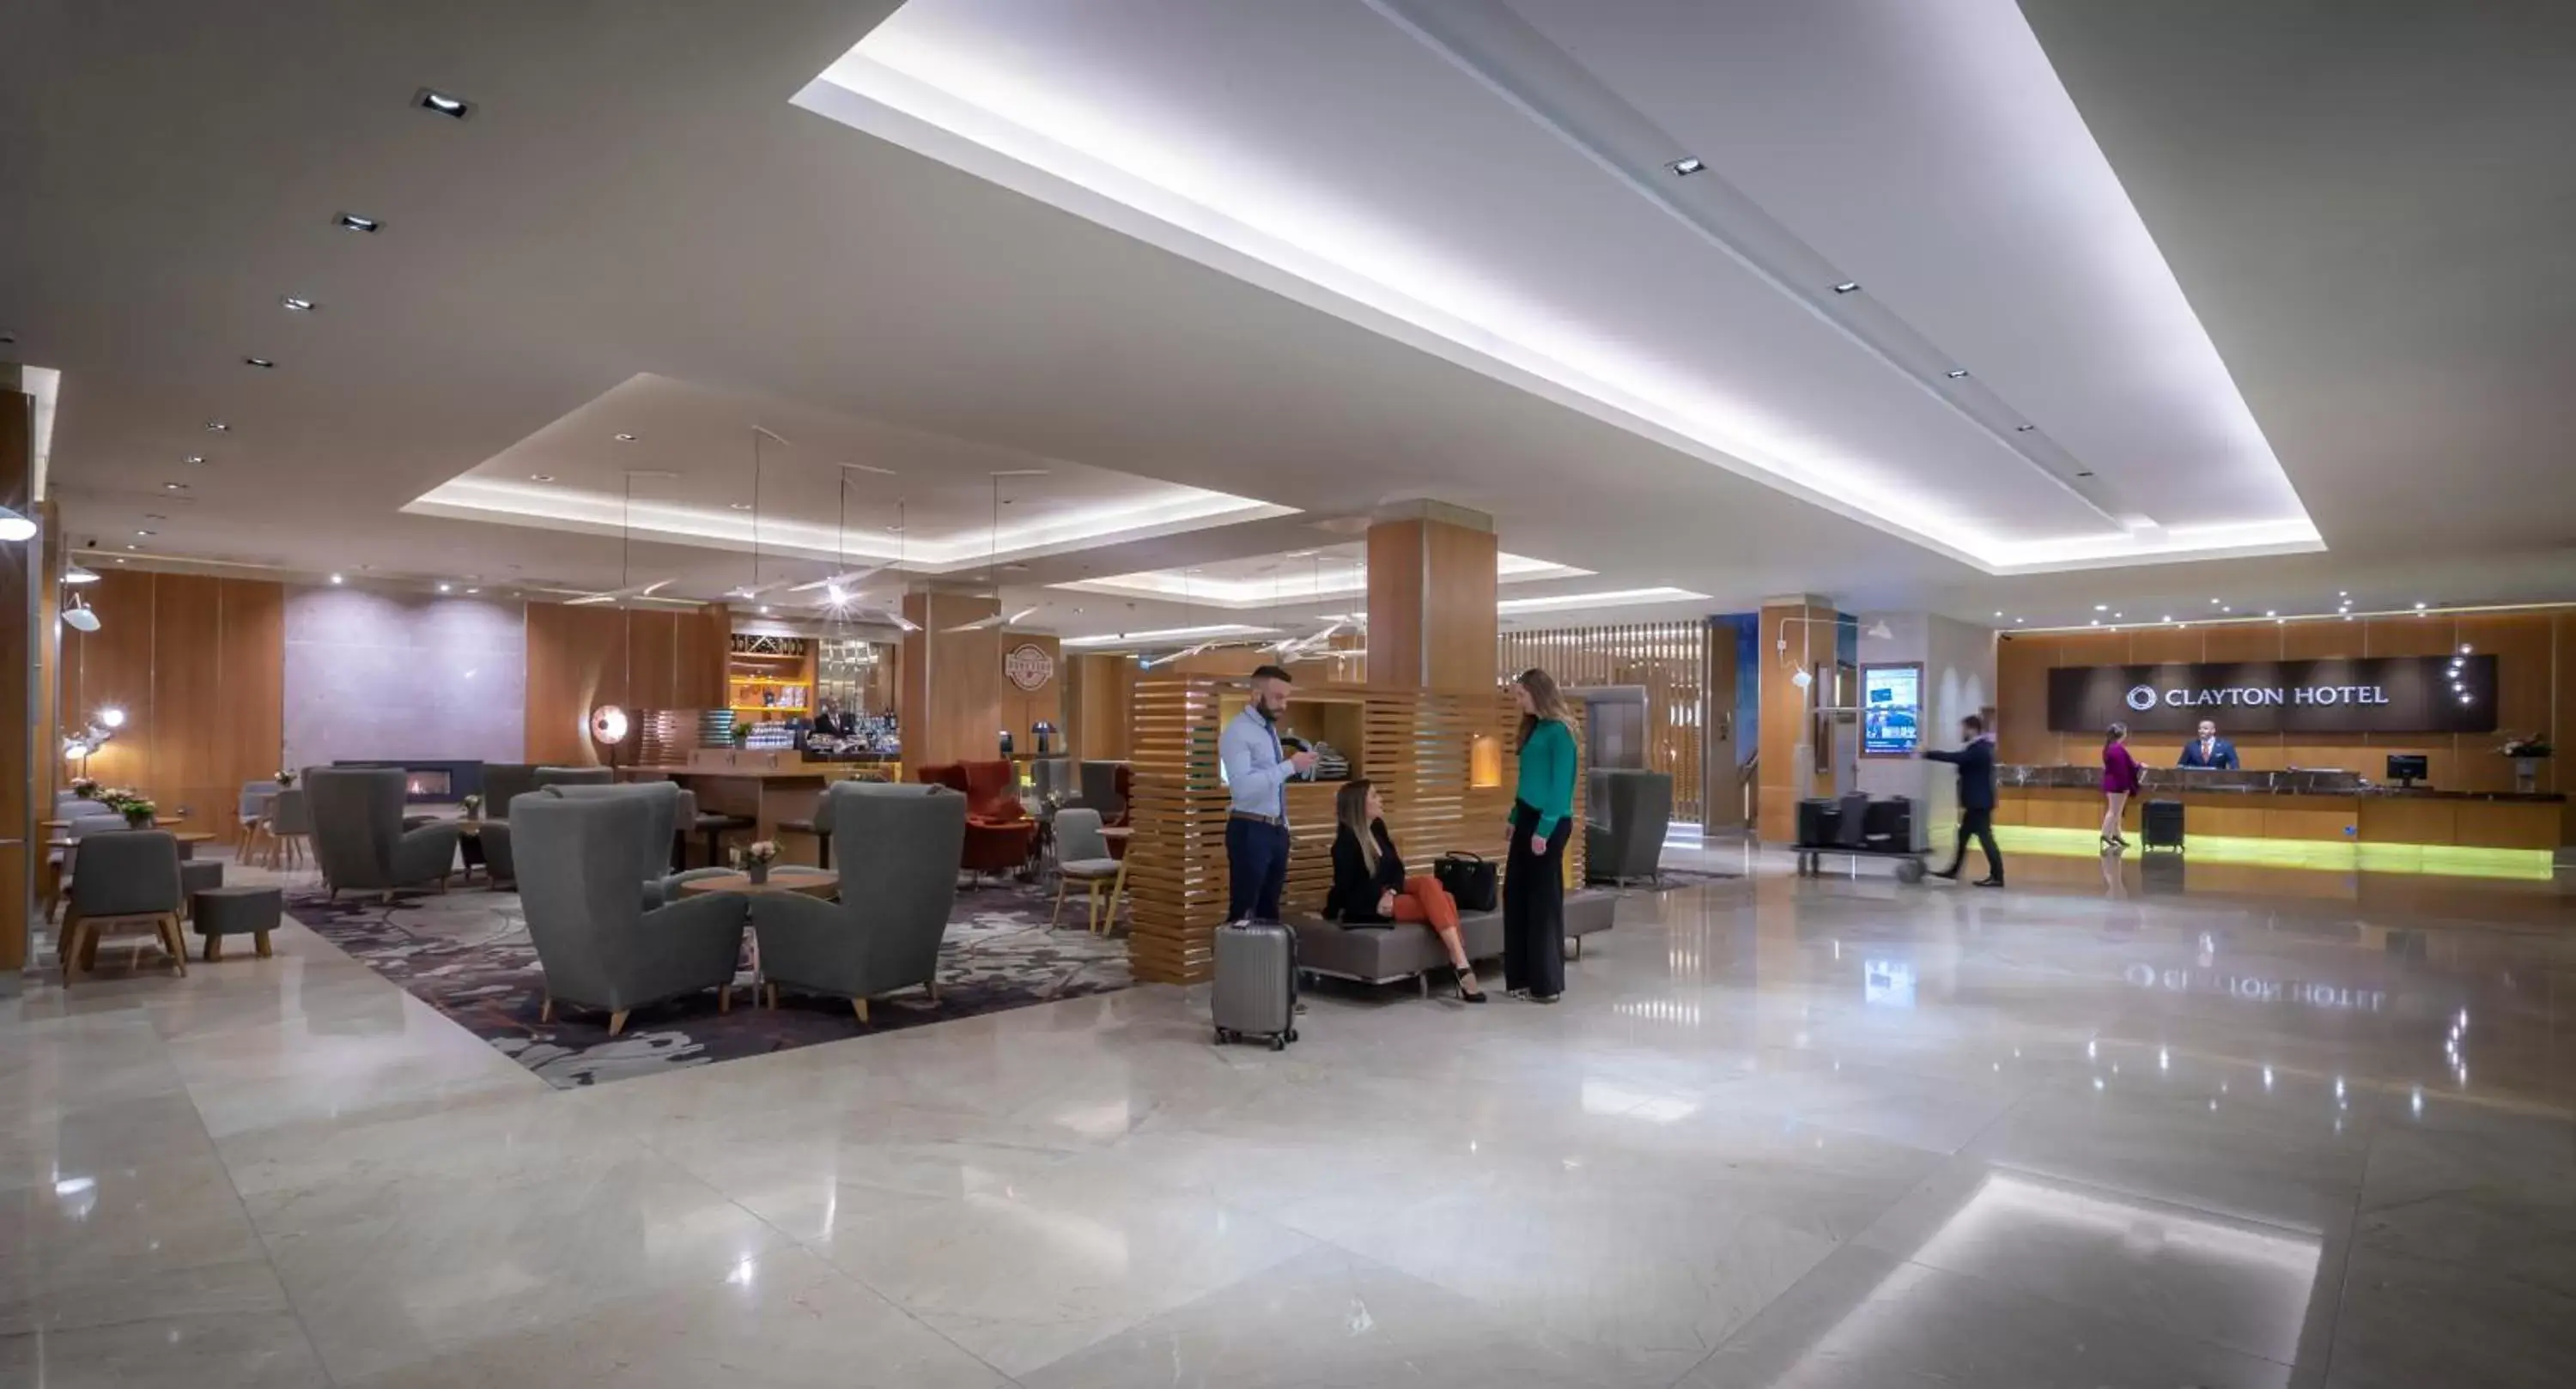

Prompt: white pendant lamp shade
[
  {"left": 62, "top": 593, "right": 100, "bottom": 632},
  {"left": 0, "top": 505, "right": 36, "bottom": 542}
]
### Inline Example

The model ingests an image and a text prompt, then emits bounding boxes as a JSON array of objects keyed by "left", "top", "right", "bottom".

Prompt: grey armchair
[
  {"left": 535, "top": 765, "right": 615, "bottom": 787},
  {"left": 465, "top": 765, "right": 542, "bottom": 885},
  {"left": 1030, "top": 757, "right": 1075, "bottom": 807},
  {"left": 1075, "top": 761, "right": 1129, "bottom": 822},
  {"left": 305, "top": 767, "right": 461, "bottom": 902},
  {"left": 540, "top": 782, "right": 728, "bottom": 907},
  {"left": 58, "top": 829, "right": 187, "bottom": 985},
  {"left": 512, "top": 792, "right": 750, "bottom": 1036},
  {"left": 751, "top": 782, "right": 966, "bottom": 1022},
  {"left": 1584, "top": 768, "right": 1674, "bottom": 887}
]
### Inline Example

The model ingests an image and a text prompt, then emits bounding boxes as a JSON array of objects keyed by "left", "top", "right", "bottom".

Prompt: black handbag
[{"left": 1435, "top": 852, "right": 1498, "bottom": 912}]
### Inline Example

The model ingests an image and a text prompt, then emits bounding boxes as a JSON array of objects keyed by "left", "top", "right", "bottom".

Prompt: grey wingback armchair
[
  {"left": 305, "top": 767, "right": 461, "bottom": 902},
  {"left": 542, "top": 782, "right": 728, "bottom": 907},
  {"left": 1584, "top": 768, "right": 1673, "bottom": 887},
  {"left": 470, "top": 764, "right": 542, "bottom": 885},
  {"left": 512, "top": 792, "right": 750, "bottom": 1036},
  {"left": 751, "top": 782, "right": 966, "bottom": 1022}
]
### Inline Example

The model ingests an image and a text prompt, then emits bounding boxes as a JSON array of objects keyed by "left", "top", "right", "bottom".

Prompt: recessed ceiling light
[
  {"left": 436, "top": 583, "right": 451, "bottom": 593},
  {"left": 728, "top": 502, "right": 753, "bottom": 511},
  {"left": 243, "top": 356, "right": 276, "bottom": 369},
  {"left": 329, "top": 573, "right": 343, "bottom": 585},
  {"left": 2414, "top": 601, "right": 2428, "bottom": 610},
  {"left": 183, "top": 454, "right": 205, "bottom": 465},
  {"left": 1831, "top": 282, "right": 1860, "bottom": 294},
  {"left": 2088, "top": 619, "right": 2099, "bottom": 627},
  {"left": 2265, "top": 610, "right": 2276, "bottom": 616},
  {"left": 2338, "top": 591, "right": 2348, "bottom": 597},
  {"left": 334, "top": 212, "right": 380, "bottom": 233},
  {"left": 162, "top": 482, "right": 185, "bottom": 491},
  {"left": 528, "top": 473, "right": 553, "bottom": 482},
  {"left": 2013, "top": 616, "right": 2025, "bottom": 624},
  {"left": 125, "top": 544, "right": 137, "bottom": 551},
  {"left": 1993, "top": 610, "right": 2002, "bottom": 617},
  {"left": 204, "top": 422, "right": 229, "bottom": 433},
  {"left": 281, "top": 295, "right": 316, "bottom": 312},
  {"left": 1946, "top": 369, "right": 1968, "bottom": 379},
  {"left": 2113, "top": 612, "right": 2123, "bottom": 619},
  {"left": 135, "top": 529, "right": 155, "bottom": 537},
  {"left": 465, "top": 587, "right": 479, "bottom": 595},
  {"left": 613, "top": 433, "right": 637, "bottom": 442},
  {"left": 2093, "top": 604, "right": 2108, "bottom": 611},
  {"left": 758, "top": 605, "right": 771, "bottom": 616},
  {"left": 2210, "top": 598, "right": 2222, "bottom": 604},
  {"left": 1666, "top": 156, "right": 1705, "bottom": 176},
  {"left": 2163, "top": 615, "right": 2174, "bottom": 622},
  {"left": 414, "top": 88, "right": 473, "bottom": 118},
  {"left": 2014, "top": 424, "right": 2036, "bottom": 433},
  {"left": 2345, "top": 614, "right": 2355, "bottom": 622}
]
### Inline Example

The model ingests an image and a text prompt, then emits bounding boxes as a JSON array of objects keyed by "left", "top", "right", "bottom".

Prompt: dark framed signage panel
[{"left": 2047, "top": 657, "right": 2498, "bottom": 735}]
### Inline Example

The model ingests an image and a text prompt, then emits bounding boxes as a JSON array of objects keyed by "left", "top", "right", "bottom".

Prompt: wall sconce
[{"left": 1469, "top": 733, "right": 1503, "bottom": 790}]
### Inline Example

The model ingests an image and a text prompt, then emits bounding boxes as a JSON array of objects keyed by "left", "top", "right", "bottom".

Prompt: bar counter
[
  {"left": 628, "top": 749, "right": 902, "bottom": 842},
  {"left": 1994, "top": 764, "right": 2567, "bottom": 852}
]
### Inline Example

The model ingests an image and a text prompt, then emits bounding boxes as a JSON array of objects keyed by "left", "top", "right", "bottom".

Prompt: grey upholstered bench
[{"left": 1289, "top": 890, "right": 1615, "bottom": 994}]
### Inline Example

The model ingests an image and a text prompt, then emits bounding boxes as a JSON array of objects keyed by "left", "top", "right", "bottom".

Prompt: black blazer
[
  {"left": 1327, "top": 821, "right": 1406, "bottom": 923},
  {"left": 811, "top": 710, "right": 857, "bottom": 738},
  {"left": 1924, "top": 737, "right": 1998, "bottom": 810}
]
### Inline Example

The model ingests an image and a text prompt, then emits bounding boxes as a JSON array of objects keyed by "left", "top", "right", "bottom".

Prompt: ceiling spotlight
[
  {"left": 2013, "top": 617, "right": 2025, "bottom": 624},
  {"left": 465, "top": 587, "right": 479, "bottom": 595},
  {"left": 2163, "top": 615, "right": 2174, "bottom": 622},
  {"left": 2093, "top": 604, "right": 2108, "bottom": 611},
  {"left": 758, "top": 605, "right": 771, "bottom": 616},
  {"left": 2014, "top": 424, "right": 2036, "bottom": 433},
  {"left": 528, "top": 473, "right": 554, "bottom": 482},
  {"left": 2459, "top": 643, "right": 2473, "bottom": 654},
  {"left": 2088, "top": 619, "right": 2099, "bottom": 627},
  {"left": 2210, "top": 598, "right": 2222, "bottom": 605},
  {"left": 162, "top": 482, "right": 186, "bottom": 491},
  {"left": 183, "top": 455, "right": 205, "bottom": 465},
  {"left": 613, "top": 433, "right": 637, "bottom": 442},
  {"left": 2339, "top": 591, "right": 2349, "bottom": 597},
  {"left": 334, "top": 212, "right": 381, "bottom": 233},
  {"left": 281, "top": 295, "right": 316, "bottom": 312},
  {"left": 729, "top": 502, "right": 753, "bottom": 511},
  {"left": 1831, "top": 282, "right": 1861, "bottom": 294},
  {"left": 2460, "top": 694, "right": 2473, "bottom": 705},
  {"left": 244, "top": 356, "right": 276, "bottom": 369},
  {"left": 125, "top": 543, "right": 138, "bottom": 551},
  {"left": 436, "top": 583, "right": 451, "bottom": 593},
  {"left": 414, "top": 88, "right": 473, "bottom": 118},
  {"left": 2414, "top": 601, "right": 2428, "bottom": 610},
  {"left": 2113, "top": 612, "right": 2123, "bottom": 619},
  {"left": 0, "top": 505, "right": 35, "bottom": 541},
  {"left": 1666, "top": 156, "right": 1705, "bottom": 176},
  {"left": 329, "top": 573, "right": 343, "bottom": 585},
  {"left": 204, "top": 421, "right": 229, "bottom": 433},
  {"left": 2345, "top": 614, "right": 2354, "bottom": 622},
  {"left": 134, "top": 529, "right": 155, "bottom": 537},
  {"left": 1947, "top": 369, "right": 1969, "bottom": 379},
  {"left": 2264, "top": 610, "right": 2276, "bottom": 616}
]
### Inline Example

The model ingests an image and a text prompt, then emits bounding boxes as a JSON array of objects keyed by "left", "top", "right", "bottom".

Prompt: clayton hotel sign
[{"left": 2047, "top": 657, "right": 2498, "bottom": 734}]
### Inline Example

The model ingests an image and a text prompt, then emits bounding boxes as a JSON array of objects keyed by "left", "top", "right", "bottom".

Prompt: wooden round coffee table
[{"left": 676, "top": 870, "right": 838, "bottom": 900}]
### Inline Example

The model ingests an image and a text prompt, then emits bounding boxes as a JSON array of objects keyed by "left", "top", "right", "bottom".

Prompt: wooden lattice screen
[
  {"left": 1498, "top": 621, "right": 1708, "bottom": 823},
  {"left": 1126, "top": 676, "right": 1584, "bottom": 985}
]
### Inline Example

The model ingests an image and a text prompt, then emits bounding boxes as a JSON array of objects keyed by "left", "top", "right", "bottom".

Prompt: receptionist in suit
[{"left": 2178, "top": 719, "right": 2240, "bottom": 770}]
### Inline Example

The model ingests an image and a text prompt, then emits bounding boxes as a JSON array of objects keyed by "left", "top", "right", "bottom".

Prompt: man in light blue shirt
[{"left": 1221, "top": 664, "right": 1315, "bottom": 922}]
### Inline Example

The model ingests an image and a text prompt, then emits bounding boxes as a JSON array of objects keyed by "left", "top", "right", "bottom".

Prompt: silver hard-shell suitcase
[{"left": 1212, "top": 919, "right": 1298, "bottom": 1050}]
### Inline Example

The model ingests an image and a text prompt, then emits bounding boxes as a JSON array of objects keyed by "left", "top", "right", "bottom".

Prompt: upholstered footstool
[
  {"left": 179, "top": 860, "right": 224, "bottom": 919},
  {"left": 191, "top": 885, "right": 283, "bottom": 961}
]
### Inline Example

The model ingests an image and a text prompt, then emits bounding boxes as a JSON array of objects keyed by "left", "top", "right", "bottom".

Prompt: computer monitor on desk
[{"left": 2387, "top": 754, "right": 2428, "bottom": 788}]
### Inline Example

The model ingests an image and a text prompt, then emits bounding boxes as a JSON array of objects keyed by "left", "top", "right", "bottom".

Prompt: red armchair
[{"left": 917, "top": 761, "right": 1038, "bottom": 877}]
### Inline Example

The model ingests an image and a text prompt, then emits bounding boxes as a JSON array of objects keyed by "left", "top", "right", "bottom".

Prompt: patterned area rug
[{"left": 283, "top": 881, "right": 1132, "bottom": 1087}]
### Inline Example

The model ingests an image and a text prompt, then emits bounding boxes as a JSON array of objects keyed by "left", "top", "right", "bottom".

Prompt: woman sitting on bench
[{"left": 1327, "top": 780, "right": 1485, "bottom": 1002}]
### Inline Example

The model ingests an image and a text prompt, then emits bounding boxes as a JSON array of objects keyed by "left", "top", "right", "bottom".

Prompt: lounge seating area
[{"left": 1290, "top": 891, "right": 1618, "bottom": 996}]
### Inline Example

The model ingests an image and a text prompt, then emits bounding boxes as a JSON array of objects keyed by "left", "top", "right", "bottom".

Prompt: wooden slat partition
[
  {"left": 1126, "top": 676, "right": 1583, "bottom": 985},
  {"left": 1499, "top": 621, "right": 1707, "bottom": 822}
]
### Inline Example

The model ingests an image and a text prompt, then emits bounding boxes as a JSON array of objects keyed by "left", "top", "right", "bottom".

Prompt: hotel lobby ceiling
[{"left": 4, "top": 0, "right": 2570, "bottom": 637}]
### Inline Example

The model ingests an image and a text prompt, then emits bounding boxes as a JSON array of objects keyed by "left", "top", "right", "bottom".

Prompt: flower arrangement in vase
[
  {"left": 731, "top": 840, "right": 781, "bottom": 884},
  {"left": 98, "top": 788, "right": 155, "bottom": 827},
  {"left": 69, "top": 777, "right": 100, "bottom": 799},
  {"left": 460, "top": 792, "right": 484, "bottom": 821}
]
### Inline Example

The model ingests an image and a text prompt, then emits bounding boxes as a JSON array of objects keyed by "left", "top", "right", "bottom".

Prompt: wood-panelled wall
[
  {"left": 1499, "top": 621, "right": 1709, "bottom": 822},
  {"left": 898, "top": 591, "right": 1002, "bottom": 767},
  {"left": 57, "top": 569, "right": 285, "bottom": 824},
  {"left": 1756, "top": 598, "right": 1839, "bottom": 841},
  {"left": 998, "top": 634, "right": 1062, "bottom": 752},
  {"left": 525, "top": 603, "right": 726, "bottom": 766},
  {"left": 1123, "top": 676, "right": 1574, "bottom": 985},
  {"left": 1066, "top": 653, "right": 1134, "bottom": 762},
  {"left": 1998, "top": 610, "right": 2576, "bottom": 797}
]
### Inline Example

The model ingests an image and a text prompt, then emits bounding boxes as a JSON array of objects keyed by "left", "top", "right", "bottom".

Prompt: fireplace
[{"left": 331, "top": 760, "right": 487, "bottom": 804}]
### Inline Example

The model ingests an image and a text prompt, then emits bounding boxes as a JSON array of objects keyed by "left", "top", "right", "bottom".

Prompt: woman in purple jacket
[{"left": 2101, "top": 722, "right": 2142, "bottom": 850}]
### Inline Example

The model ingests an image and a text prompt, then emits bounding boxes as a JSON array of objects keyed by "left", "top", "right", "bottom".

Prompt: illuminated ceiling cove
[{"left": 797, "top": 0, "right": 2320, "bottom": 575}]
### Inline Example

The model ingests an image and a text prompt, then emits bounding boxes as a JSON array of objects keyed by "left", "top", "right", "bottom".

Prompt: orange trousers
[{"left": 1389, "top": 875, "right": 1461, "bottom": 932}]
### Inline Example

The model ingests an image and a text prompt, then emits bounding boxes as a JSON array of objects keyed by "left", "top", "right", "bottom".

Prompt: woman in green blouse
[{"left": 1505, "top": 667, "right": 1578, "bottom": 1003}]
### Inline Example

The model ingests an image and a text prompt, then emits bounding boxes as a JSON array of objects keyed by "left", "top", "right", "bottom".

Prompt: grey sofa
[
  {"left": 1585, "top": 769, "right": 1674, "bottom": 887},
  {"left": 305, "top": 767, "right": 461, "bottom": 902},
  {"left": 750, "top": 782, "right": 966, "bottom": 1022},
  {"left": 1290, "top": 890, "right": 1616, "bottom": 994},
  {"left": 513, "top": 792, "right": 750, "bottom": 1036}
]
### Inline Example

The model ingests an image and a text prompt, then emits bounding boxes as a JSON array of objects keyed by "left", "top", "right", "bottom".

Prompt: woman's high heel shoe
[{"left": 1455, "top": 967, "right": 1486, "bottom": 1003}]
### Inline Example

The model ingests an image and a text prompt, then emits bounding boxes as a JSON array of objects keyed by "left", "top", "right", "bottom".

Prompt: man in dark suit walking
[
  {"left": 2177, "top": 719, "right": 2239, "bottom": 770},
  {"left": 1923, "top": 714, "right": 2002, "bottom": 887}
]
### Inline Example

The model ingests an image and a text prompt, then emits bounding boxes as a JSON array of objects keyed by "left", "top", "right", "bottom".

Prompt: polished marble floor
[{"left": 5, "top": 849, "right": 2573, "bottom": 1386}]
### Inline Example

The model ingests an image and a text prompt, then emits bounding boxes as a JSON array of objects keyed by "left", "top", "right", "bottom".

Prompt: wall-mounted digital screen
[{"left": 1861, "top": 662, "right": 1923, "bottom": 757}]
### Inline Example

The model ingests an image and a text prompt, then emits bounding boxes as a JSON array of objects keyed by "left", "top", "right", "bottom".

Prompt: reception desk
[{"left": 1993, "top": 765, "right": 2566, "bottom": 868}]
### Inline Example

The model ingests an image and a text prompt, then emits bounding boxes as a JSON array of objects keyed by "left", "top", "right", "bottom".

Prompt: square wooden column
[
  {"left": 1756, "top": 595, "right": 1841, "bottom": 843},
  {"left": 1365, "top": 504, "right": 1498, "bottom": 692},
  {"left": 898, "top": 588, "right": 1002, "bottom": 767},
  {"left": 1, "top": 385, "right": 37, "bottom": 982}
]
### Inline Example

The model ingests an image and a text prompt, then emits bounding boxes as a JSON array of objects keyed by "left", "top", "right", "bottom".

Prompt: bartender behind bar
[
  {"left": 811, "top": 697, "right": 857, "bottom": 740},
  {"left": 2177, "top": 719, "right": 2240, "bottom": 770}
]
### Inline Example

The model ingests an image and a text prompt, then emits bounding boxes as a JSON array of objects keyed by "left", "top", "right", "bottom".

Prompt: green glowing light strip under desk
[{"left": 1985, "top": 825, "right": 2555, "bottom": 882}]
